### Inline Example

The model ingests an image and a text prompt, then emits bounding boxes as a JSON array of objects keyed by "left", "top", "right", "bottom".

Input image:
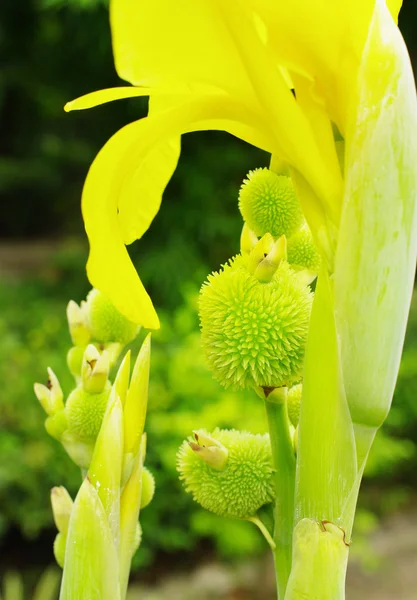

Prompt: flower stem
[{"left": 265, "top": 390, "right": 296, "bottom": 600}]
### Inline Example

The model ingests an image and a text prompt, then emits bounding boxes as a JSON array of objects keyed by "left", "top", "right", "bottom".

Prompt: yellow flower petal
[
  {"left": 83, "top": 94, "right": 277, "bottom": 325},
  {"left": 110, "top": 0, "right": 259, "bottom": 109},
  {"left": 64, "top": 87, "right": 152, "bottom": 112}
]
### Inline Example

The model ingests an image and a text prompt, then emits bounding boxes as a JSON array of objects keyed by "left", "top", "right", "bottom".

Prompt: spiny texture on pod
[
  {"left": 287, "top": 225, "right": 321, "bottom": 272},
  {"left": 287, "top": 383, "right": 302, "bottom": 428},
  {"left": 65, "top": 381, "right": 111, "bottom": 440},
  {"left": 85, "top": 288, "right": 140, "bottom": 344},
  {"left": 238, "top": 168, "right": 303, "bottom": 238},
  {"left": 177, "top": 428, "right": 274, "bottom": 519},
  {"left": 199, "top": 256, "right": 313, "bottom": 389}
]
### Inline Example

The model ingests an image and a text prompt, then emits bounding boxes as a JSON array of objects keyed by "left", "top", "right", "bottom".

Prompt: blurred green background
[{"left": 1, "top": 0, "right": 417, "bottom": 597}]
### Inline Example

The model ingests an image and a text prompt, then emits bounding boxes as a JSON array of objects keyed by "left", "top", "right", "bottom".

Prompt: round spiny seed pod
[
  {"left": 287, "top": 225, "right": 321, "bottom": 272},
  {"left": 177, "top": 428, "right": 274, "bottom": 519},
  {"left": 65, "top": 381, "right": 111, "bottom": 441},
  {"left": 287, "top": 383, "right": 302, "bottom": 428},
  {"left": 199, "top": 256, "right": 313, "bottom": 390},
  {"left": 141, "top": 467, "right": 155, "bottom": 509},
  {"left": 85, "top": 289, "right": 140, "bottom": 344},
  {"left": 238, "top": 168, "right": 303, "bottom": 238}
]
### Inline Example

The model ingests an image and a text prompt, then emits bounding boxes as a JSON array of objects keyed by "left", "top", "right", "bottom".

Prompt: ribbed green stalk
[{"left": 265, "top": 389, "right": 296, "bottom": 600}]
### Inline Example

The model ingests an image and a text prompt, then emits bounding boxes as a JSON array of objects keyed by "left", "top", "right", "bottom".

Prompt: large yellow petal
[
  {"left": 83, "top": 95, "right": 277, "bottom": 326},
  {"left": 110, "top": 0, "right": 259, "bottom": 110}
]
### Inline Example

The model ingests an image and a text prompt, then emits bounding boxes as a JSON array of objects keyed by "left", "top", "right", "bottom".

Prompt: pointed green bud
[
  {"left": 53, "top": 532, "right": 66, "bottom": 569},
  {"left": 34, "top": 368, "right": 64, "bottom": 416},
  {"left": 247, "top": 232, "right": 274, "bottom": 274},
  {"left": 199, "top": 255, "right": 313, "bottom": 389},
  {"left": 123, "top": 334, "right": 151, "bottom": 457},
  {"left": 253, "top": 235, "right": 287, "bottom": 283},
  {"left": 287, "top": 383, "right": 302, "bottom": 428},
  {"left": 239, "top": 168, "right": 303, "bottom": 238},
  {"left": 177, "top": 428, "right": 274, "bottom": 519},
  {"left": 45, "top": 410, "right": 68, "bottom": 441},
  {"left": 287, "top": 224, "right": 321, "bottom": 273},
  {"left": 81, "top": 345, "right": 110, "bottom": 394},
  {"left": 67, "top": 346, "right": 85, "bottom": 379},
  {"left": 67, "top": 300, "right": 91, "bottom": 347},
  {"left": 188, "top": 430, "right": 228, "bottom": 471},
  {"left": 240, "top": 223, "right": 258, "bottom": 255},
  {"left": 89, "top": 388, "right": 124, "bottom": 546},
  {"left": 51, "top": 486, "right": 73, "bottom": 535},
  {"left": 85, "top": 288, "right": 140, "bottom": 344},
  {"left": 113, "top": 351, "right": 131, "bottom": 407},
  {"left": 140, "top": 466, "right": 155, "bottom": 509},
  {"left": 65, "top": 381, "right": 112, "bottom": 442}
]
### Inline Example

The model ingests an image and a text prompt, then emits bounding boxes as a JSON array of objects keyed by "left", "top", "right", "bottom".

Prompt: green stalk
[{"left": 265, "top": 389, "right": 296, "bottom": 600}]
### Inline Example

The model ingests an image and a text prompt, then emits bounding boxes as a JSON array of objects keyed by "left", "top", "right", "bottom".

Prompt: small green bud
[
  {"left": 188, "top": 430, "right": 229, "bottom": 470},
  {"left": 287, "top": 225, "right": 321, "bottom": 273},
  {"left": 51, "top": 486, "right": 73, "bottom": 535},
  {"left": 66, "top": 300, "right": 91, "bottom": 347},
  {"left": 199, "top": 256, "right": 313, "bottom": 389},
  {"left": 53, "top": 532, "right": 66, "bottom": 569},
  {"left": 85, "top": 288, "right": 140, "bottom": 344},
  {"left": 287, "top": 383, "right": 302, "bottom": 428},
  {"left": 239, "top": 168, "right": 303, "bottom": 238},
  {"left": 45, "top": 410, "right": 68, "bottom": 440},
  {"left": 140, "top": 467, "right": 155, "bottom": 509},
  {"left": 240, "top": 223, "right": 259, "bottom": 255},
  {"left": 177, "top": 428, "right": 274, "bottom": 519},
  {"left": 65, "top": 381, "right": 112, "bottom": 441},
  {"left": 81, "top": 345, "right": 110, "bottom": 394},
  {"left": 67, "top": 346, "right": 85, "bottom": 379},
  {"left": 34, "top": 368, "right": 64, "bottom": 416},
  {"left": 133, "top": 522, "right": 142, "bottom": 555}
]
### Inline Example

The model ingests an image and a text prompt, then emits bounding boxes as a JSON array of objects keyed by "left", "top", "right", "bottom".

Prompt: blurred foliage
[
  {"left": 0, "top": 568, "right": 60, "bottom": 600},
  {"left": 1, "top": 0, "right": 417, "bottom": 580}
]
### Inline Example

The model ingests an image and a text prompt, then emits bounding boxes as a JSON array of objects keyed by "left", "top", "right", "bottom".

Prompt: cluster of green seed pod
[
  {"left": 34, "top": 288, "right": 142, "bottom": 468},
  {"left": 177, "top": 429, "right": 274, "bottom": 519}
]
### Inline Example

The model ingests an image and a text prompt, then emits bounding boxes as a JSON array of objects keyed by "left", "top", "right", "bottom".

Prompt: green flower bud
[
  {"left": 287, "top": 383, "right": 302, "bottom": 428},
  {"left": 65, "top": 381, "right": 112, "bottom": 441},
  {"left": 67, "top": 346, "right": 85, "bottom": 379},
  {"left": 199, "top": 256, "right": 313, "bottom": 389},
  {"left": 81, "top": 345, "right": 110, "bottom": 394},
  {"left": 53, "top": 532, "right": 66, "bottom": 569},
  {"left": 177, "top": 428, "right": 274, "bottom": 519},
  {"left": 238, "top": 168, "right": 303, "bottom": 238},
  {"left": 132, "top": 522, "right": 142, "bottom": 556},
  {"left": 34, "top": 368, "right": 64, "bottom": 416},
  {"left": 66, "top": 300, "right": 91, "bottom": 347},
  {"left": 85, "top": 289, "right": 140, "bottom": 344},
  {"left": 140, "top": 467, "right": 155, "bottom": 509},
  {"left": 287, "top": 225, "right": 321, "bottom": 273},
  {"left": 51, "top": 486, "right": 73, "bottom": 535}
]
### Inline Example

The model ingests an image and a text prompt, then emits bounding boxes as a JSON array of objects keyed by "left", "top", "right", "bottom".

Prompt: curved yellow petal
[
  {"left": 65, "top": 87, "right": 153, "bottom": 112},
  {"left": 83, "top": 95, "right": 276, "bottom": 326},
  {"left": 110, "top": 0, "right": 259, "bottom": 109}
]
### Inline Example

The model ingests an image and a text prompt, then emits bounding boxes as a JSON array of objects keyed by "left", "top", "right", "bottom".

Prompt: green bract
[
  {"left": 287, "top": 225, "right": 321, "bottom": 273},
  {"left": 177, "top": 428, "right": 274, "bottom": 519},
  {"left": 140, "top": 466, "right": 155, "bottom": 509},
  {"left": 238, "top": 168, "right": 303, "bottom": 238},
  {"left": 199, "top": 256, "right": 313, "bottom": 389},
  {"left": 85, "top": 288, "right": 140, "bottom": 344}
]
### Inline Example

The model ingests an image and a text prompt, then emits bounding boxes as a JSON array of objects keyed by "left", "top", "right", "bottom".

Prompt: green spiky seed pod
[
  {"left": 287, "top": 383, "right": 302, "bottom": 428},
  {"left": 140, "top": 467, "right": 155, "bottom": 509},
  {"left": 199, "top": 256, "right": 313, "bottom": 389},
  {"left": 287, "top": 225, "right": 321, "bottom": 272},
  {"left": 238, "top": 168, "right": 303, "bottom": 238},
  {"left": 53, "top": 532, "right": 66, "bottom": 568},
  {"left": 65, "top": 381, "right": 111, "bottom": 441},
  {"left": 85, "top": 288, "right": 140, "bottom": 344},
  {"left": 177, "top": 428, "right": 274, "bottom": 519}
]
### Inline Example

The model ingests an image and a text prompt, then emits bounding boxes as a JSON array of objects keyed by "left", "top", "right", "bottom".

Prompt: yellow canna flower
[{"left": 65, "top": 0, "right": 410, "bottom": 330}]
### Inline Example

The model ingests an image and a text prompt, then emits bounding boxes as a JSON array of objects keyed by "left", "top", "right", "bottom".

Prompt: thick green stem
[{"left": 265, "top": 391, "right": 296, "bottom": 600}]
